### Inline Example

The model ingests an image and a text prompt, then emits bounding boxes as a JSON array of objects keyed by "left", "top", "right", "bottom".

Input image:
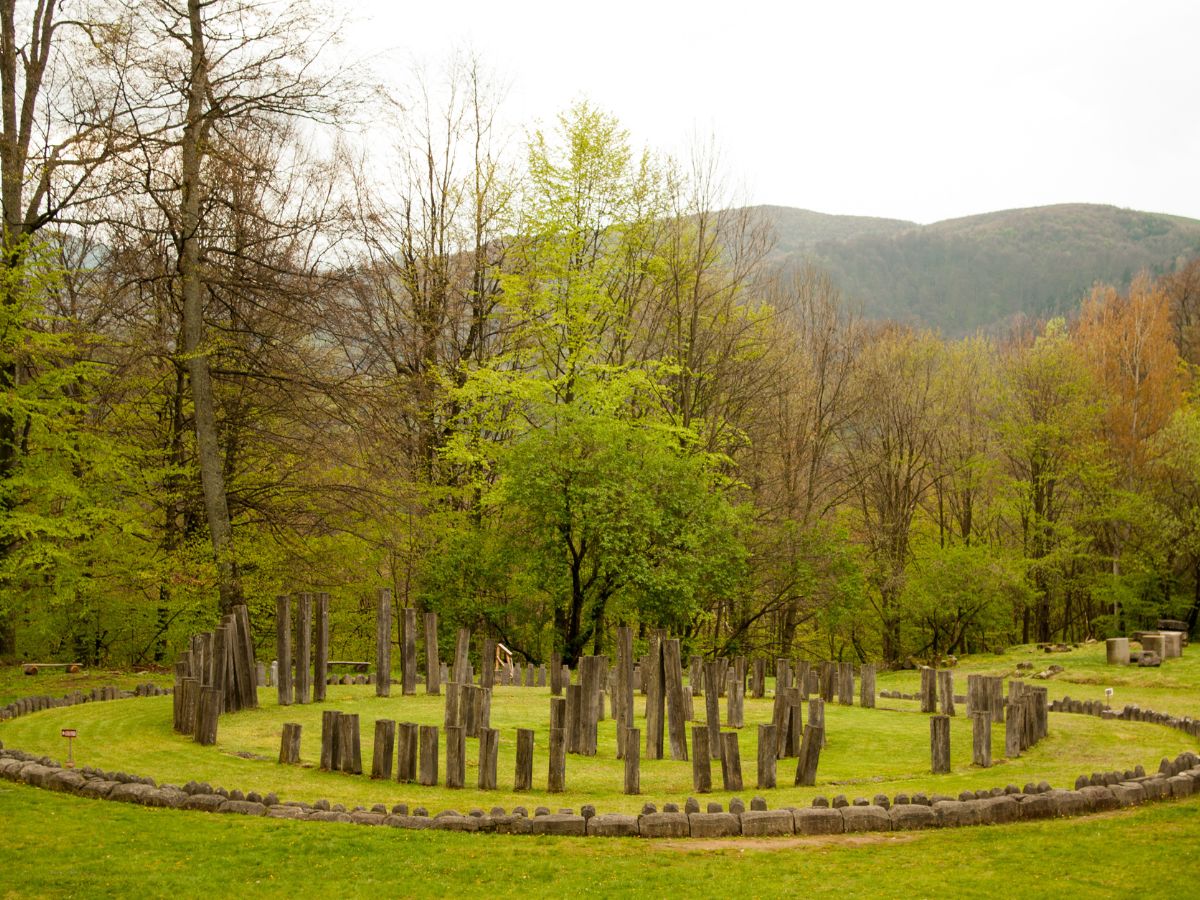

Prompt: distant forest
[{"left": 3, "top": 1, "right": 1200, "bottom": 670}]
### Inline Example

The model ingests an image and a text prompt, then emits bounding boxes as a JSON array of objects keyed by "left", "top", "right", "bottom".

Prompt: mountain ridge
[{"left": 750, "top": 203, "right": 1200, "bottom": 334}]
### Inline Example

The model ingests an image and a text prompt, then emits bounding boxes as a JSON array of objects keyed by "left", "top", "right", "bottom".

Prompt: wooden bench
[
  {"left": 22, "top": 662, "right": 83, "bottom": 675},
  {"left": 327, "top": 660, "right": 370, "bottom": 673}
]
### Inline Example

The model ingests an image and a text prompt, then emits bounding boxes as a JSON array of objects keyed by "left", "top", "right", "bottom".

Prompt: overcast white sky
[{"left": 344, "top": 0, "right": 1199, "bottom": 225}]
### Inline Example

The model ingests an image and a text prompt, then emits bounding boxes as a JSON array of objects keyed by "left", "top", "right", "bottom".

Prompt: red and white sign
[{"left": 60, "top": 728, "right": 77, "bottom": 738}]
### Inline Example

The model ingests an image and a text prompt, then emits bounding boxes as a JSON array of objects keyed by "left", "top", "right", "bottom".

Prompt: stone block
[
  {"left": 1078, "top": 785, "right": 1119, "bottom": 812},
  {"left": 637, "top": 812, "right": 690, "bottom": 838},
  {"left": 934, "top": 799, "right": 981, "bottom": 827},
  {"left": 586, "top": 814, "right": 640, "bottom": 837},
  {"left": 687, "top": 812, "right": 741, "bottom": 837},
  {"left": 180, "top": 793, "right": 225, "bottom": 812},
  {"left": 841, "top": 805, "right": 892, "bottom": 832},
  {"left": 382, "top": 815, "right": 432, "bottom": 830},
  {"left": 1045, "top": 790, "right": 1088, "bottom": 817},
  {"left": 889, "top": 804, "right": 937, "bottom": 830},
  {"left": 793, "top": 807, "right": 845, "bottom": 835},
  {"left": 218, "top": 800, "right": 266, "bottom": 816},
  {"left": 739, "top": 809, "right": 794, "bottom": 836},
  {"left": 977, "top": 795, "right": 1021, "bottom": 824},
  {"left": 527, "top": 814, "right": 587, "bottom": 836},
  {"left": 1167, "top": 775, "right": 1195, "bottom": 798}
]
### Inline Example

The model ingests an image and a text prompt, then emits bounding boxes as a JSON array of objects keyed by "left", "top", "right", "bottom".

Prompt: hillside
[{"left": 756, "top": 203, "right": 1200, "bottom": 334}]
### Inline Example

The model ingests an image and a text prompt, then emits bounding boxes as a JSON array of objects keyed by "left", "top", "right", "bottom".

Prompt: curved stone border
[
  {"left": 3, "top": 685, "right": 1200, "bottom": 838},
  {"left": 1, "top": 683, "right": 168, "bottom": 721}
]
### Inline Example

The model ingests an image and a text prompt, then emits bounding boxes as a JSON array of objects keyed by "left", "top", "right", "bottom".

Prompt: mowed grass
[
  {"left": 1, "top": 642, "right": 1197, "bottom": 814},
  {"left": 2, "top": 779, "right": 1200, "bottom": 899}
]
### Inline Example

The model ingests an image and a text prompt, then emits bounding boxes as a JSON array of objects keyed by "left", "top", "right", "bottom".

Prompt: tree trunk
[{"left": 180, "top": 0, "right": 240, "bottom": 615}]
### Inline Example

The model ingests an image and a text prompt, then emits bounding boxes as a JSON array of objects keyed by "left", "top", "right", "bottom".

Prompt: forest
[{"left": 3, "top": 0, "right": 1200, "bottom": 669}]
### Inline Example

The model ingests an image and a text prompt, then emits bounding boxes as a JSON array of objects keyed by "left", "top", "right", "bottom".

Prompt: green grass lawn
[
  {"left": 2, "top": 779, "right": 1199, "bottom": 899},
  {"left": 3, "top": 642, "right": 1200, "bottom": 897}
]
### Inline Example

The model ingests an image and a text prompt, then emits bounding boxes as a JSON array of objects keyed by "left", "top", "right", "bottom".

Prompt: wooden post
[
  {"left": 703, "top": 660, "right": 723, "bottom": 761},
  {"left": 919, "top": 666, "right": 937, "bottom": 713},
  {"left": 989, "top": 677, "right": 1006, "bottom": 724},
  {"left": 690, "top": 655, "right": 704, "bottom": 696},
  {"left": 726, "top": 671, "right": 745, "bottom": 729},
  {"left": 463, "top": 684, "right": 479, "bottom": 738},
  {"left": 402, "top": 607, "right": 417, "bottom": 695},
  {"left": 279, "top": 723, "right": 302, "bottom": 764},
  {"left": 478, "top": 727, "right": 498, "bottom": 790},
  {"left": 424, "top": 612, "right": 440, "bottom": 695},
  {"left": 938, "top": 669, "right": 955, "bottom": 716},
  {"left": 1005, "top": 684, "right": 1023, "bottom": 757},
  {"left": 751, "top": 659, "right": 765, "bottom": 699},
  {"left": 662, "top": 638, "right": 689, "bottom": 760},
  {"left": 550, "top": 696, "right": 566, "bottom": 731},
  {"left": 444, "top": 682, "right": 461, "bottom": 730},
  {"left": 372, "top": 719, "right": 396, "bottom": 779},
  {"left": 859, "top": 664, "right": 876, "bottom": 708},
  {"left": 320, "top": 710, "right": 341, "bottom": 770},
  {"left": 376, "top": 588, "right": 392, "bottom": 697},
  {"left": 772, "top": 660, "right": 790, "bottom": 757},
  {"left": 480, "top": 638, "right": 496, "bottom": 690},
  {"left": 448, "top": 724, "right": 465, "bottom": 787},
  {"left": 233, "top": 603, "right": 258, "bottom": 710},
  {"left": 756, "top": 723, "right": 777, "bottom": 789},
  {"left": 644, "top": 635, "right": 665, "bottom": 760},
  {"left": 338, "top": 713, "right": 362, "bottom": 775},
  {"left": 293, "top": 593, "right": 312, "bottom": 705},
  {"left": 313, "top": 592, "right": 329, "bottom": 702},
  {"left": 418, "top": 725, "right": 438, "bottom": 786},
  {"left": 819, "top": 661, "right": 836, "bottom": 702},
  {"left": 396, "top": 722, "right": 418, "bottom": 782},
  {"left": 276, "top": 594, "right": 292, "bottom": 706},
  {"left": 808, "top": 697, "right": 825, "bottom": 749},
  {"left": 615, "top": 627, "right": 633, "bottom": 758},
  {"left": 796, "top": 660, "right": 811, "bottom": 699},
  {"left": 179, "top": 677, "right": 200, "bottom": 735},
  {"left": 453, "top": 628, "right": 471, "bottom": 685},
  {"left": 838, "top": 662, "right": 854, "bottom": 705},
  {"left": 548, "top": 726, "right": 566, "bottom": 793},
  {"left": 931, "top": 714, "right": 951, "bottom": 774},
  {"left": 550, "top": 650, "right": 563, "bottom": 695},
  {"left": 972, "top": 712, "right": 992, "bottom": 767},
  {"left": 719, "top": 732, "right": 743, "bottom": 791},
  {"left": 580, "top": 656, "right": 601, "bottom": 756},
  {"left": 515, "top": 728, "right": 534, "bottom": 791},
  {"left": 691, "top": 725, "right": 712, "bottom": 793},
  {"left": 794, "top": 724, "right": 823, "bottom": 786},
  {"left": 623, "top": 726, "right": 640, "bottom": 794},
  {"left": 565, "top": 684, "right": 581, "bottom": 754},
  {"left": 195, "top": 687, "right": 221, "bottom": 746}
]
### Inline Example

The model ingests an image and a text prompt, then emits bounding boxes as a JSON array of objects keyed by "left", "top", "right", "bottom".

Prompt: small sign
[{"left": 61, "top": 728, "right": 77, "bottom": 738}]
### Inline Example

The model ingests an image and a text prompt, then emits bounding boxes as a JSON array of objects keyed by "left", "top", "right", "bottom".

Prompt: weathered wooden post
[
  {"left": 645, "top": 635, "right": 665, "bottom": 760},
  {"left": 989, "top": 677, "right": 1005, "bottom": 724},
  {"left": 690, "top": 655, "right": 704, "bottom": 696},
  {"left": 418, "top": 725, "right": 438, "bottom": 786},
  {"left": 550, "top": 650, "right": 563, "bottom": 696},
  {"left": 581, "top": 655, "right": 601, "bottom": 756},
  {"left": 819, "top": 661, "right": 836, "bottom": 702},
  {"left": 320, "top": 710, "right": 341, "bottom": 770},
  {"left": 623, "top": 726, "right": 640, "bottom": 795},
  {"left": 726, "top": 670, "right": 745, "bottom": 729},
  {"left": 375, "top": 588, "right": 392, "bottom": 697},
  {"left": 703, "top": 659, "right": 723, "bottom": 761},
  {"left": 453, "top": 628, "right": 471, "bottom": 685},
  {"left": 401, "top": 607, "right": 417, "bottom": 695},
  {"left": 860, "top": 664, "right": 876, "bottom": 708},
  {"left": 838, "top": 662, "right": 854, "bottom": 705},
  {"left": 279, "top": 723, "right": 302, "bottom": 764},
  {"left": 276, "top": 594, "right": 292, "bottom": 706},
  {"left": 294, "top": 593, "right": 312, "bottom": 704},
  {"left": 772, "top": 660, "right": 791, "bottom": 758},
  {"left": 478, "top": 727, "right": 498, "bottom": 790},
  {"left": 615, "top": 627, "right": 633, "bottom": 758},
  {"left": 372, "top": 719, "right": 396, "bottom": 779},
  {"left": 720, "top": 732, "right": 743, "bottom": 791},
  {"left": 338, "top": 713, "right": 362, "bottom": 775},
  {"left": 662, "top": 638, "right": 689, "bottom": 760},
  {"left": 919, "top": 666, "right": 937, "bottom": 713},
  {"left": 424, "top": 612, "right": 440, "bottom": 695},
  {"left": 931, "top": 714, "right": 951, "bottom": 774},
  {"left": 548, "top": 724, "right": 566, "bottom": 793},
  {"left": 515, "top": 728, "right": 534, "bottom": 791},
  {"left": 396, "top": 722, "right": 418, "bottom": 782},
  {"left": 195, "top": 687, "right": 221, "bottom": 746},
  {"left": 757, "top": 723, "right": 777, "bottom": 789},
  {"left": 313, "top": 592, "right": 329, "bottom": 702},
  {"left": 565, "top": 684, "right": 582, "bottom": 754},
  {"left": 480, "top": 638, "right": 495, "bottom": 690},
  {"left": 796, "top": 659, "right": 811, "bottom": 699},
  {"left": 752, "top": 658, "right": 766, "bottom": 699},
  {"left": 691, "top": 725, "right": 712, "bottom": 792},
  {"left": 937, "top": 669, "right": 955, "bottom": 716},
  {"left": 972, "top": 712, "right": 992, "bottom": 767},
  {"left": 808, "top": 697, "right": 825, "bottom": 748},
  {"left": 794, "top": 724, "right": 823, "bottom": 786}
]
